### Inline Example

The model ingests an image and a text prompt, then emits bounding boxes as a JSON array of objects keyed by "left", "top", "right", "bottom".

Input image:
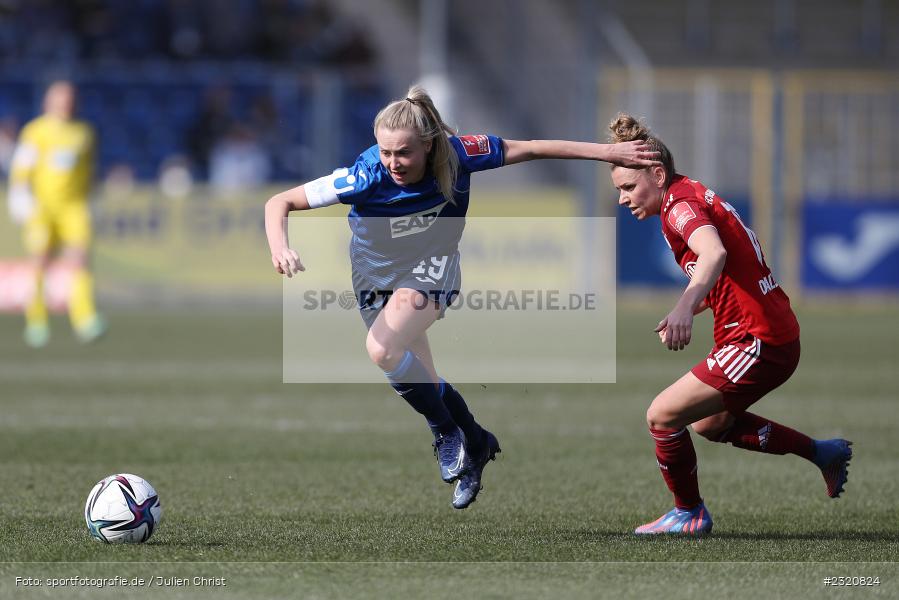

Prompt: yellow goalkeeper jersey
[{"left": 10, "top": 114, "right": 95, "bottom": 210}]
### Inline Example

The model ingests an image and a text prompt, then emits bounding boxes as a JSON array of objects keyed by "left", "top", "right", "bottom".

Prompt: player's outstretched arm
[
  {"left": 655, "top": 226, "right": 727, "bottom": 351},
  {"left": 502, "top": 139, "right": 660, "bottom": 168},
  {"left": 7, "top": 135, "right": 37, "bottom": 225},
  {"left": 264, "top": 184, "right": 310, "bottom": 277}
]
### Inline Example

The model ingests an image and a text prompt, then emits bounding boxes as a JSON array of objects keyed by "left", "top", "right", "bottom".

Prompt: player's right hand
[
  {"left": 271, "top": 247, "right": 304, "bottom": 277},
  {"left": 655, "top": 306, "right": 693, "bottom": 352},
  {"left": 7, "top": 185, "right": 34, "bottom": 225},
  {"left": 657, "top": 325, "right": 668, "bottom": 344}
]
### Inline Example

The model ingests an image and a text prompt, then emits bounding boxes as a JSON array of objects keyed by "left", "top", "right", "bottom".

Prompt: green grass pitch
[{"left": 1, "top": 305, "right": 897, "bottom": 599}]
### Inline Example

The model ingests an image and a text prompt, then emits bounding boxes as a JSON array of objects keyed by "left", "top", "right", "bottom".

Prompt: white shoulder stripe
[{"left": 685, "top": 224, "right": 718, "bottom": 247}]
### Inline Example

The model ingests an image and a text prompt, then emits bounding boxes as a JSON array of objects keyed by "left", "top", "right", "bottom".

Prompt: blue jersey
[{"left": 304, "top": 134, "right": 505, "bottom": 284}]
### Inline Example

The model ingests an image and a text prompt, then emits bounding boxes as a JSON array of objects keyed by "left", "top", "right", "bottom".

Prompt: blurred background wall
[{"left": 0, "top": 0, "right": 897, "bottom": 308}]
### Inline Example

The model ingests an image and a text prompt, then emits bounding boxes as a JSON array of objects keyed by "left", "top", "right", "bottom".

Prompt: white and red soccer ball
[{"left": 84, "top": 474, "right": 162, "bottom": 543}]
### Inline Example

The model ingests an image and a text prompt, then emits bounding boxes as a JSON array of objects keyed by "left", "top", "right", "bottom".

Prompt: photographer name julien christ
[
  {"left": 15, "top": 577, "right": 227, "bottom": 588},
  {"left": 155, "top": 577, "right": 227, "bottom": 587}
]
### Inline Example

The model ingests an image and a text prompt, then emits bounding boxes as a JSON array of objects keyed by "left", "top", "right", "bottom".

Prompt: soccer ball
[{"left": 84, "top": 474, "right": 162, "bottom": 543}]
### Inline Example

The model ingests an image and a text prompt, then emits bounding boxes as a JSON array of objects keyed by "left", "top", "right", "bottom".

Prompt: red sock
[
  {"left": 650, "top": 427, "right": 702, "bottom": 510},
  {"left": 717, "top": 412, "right": 815, "bottom": 461}
]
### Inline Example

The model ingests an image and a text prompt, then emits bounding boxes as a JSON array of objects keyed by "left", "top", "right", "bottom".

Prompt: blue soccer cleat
[
  {"left": 634, "top": 502, "right": 713, "bottom": 536},
  {"left": 813, "top": 438, "right": 853, "bottom": 498},
  {"left": 24, "top": 323, "right": 50, "bottom": 348},
  {"left": 452, "top": 430, "right": 501, "bottom": 509},
  {"left": 75, "top": 314, "right": 108, "bottom": 344},
  {"left": 433, "top": 428, "right": 466, "bottom": 483}
]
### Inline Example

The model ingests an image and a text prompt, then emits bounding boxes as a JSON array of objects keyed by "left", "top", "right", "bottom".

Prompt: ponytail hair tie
[{"left": 405, "top": 97, "right": 417, "bottom": 105}]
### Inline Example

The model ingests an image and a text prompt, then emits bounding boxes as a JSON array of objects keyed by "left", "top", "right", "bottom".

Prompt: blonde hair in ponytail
[
  {"left": 608, "top": 113, "right": 675, "bottom": 185},
  {"left": 373, "top": 85, "right": 459, "bottom": 203}
]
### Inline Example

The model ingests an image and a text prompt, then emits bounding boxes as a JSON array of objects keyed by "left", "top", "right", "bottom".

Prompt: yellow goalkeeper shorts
[{"left": 23, "top": 203, "right": 92, "bottom": 255}]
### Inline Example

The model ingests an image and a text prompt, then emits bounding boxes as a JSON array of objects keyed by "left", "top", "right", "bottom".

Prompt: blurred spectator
[
  {"left": 166, "top": 0, "right": 204, "bottom": 59},
  {"left": 202, "top": 0, "right": 258, "bottom": 59},
  {"left": 16, "top": 0, "right": 79, "bottom": 60},
  {"left": 0, "top": 0, "right": 375, "bottom": 65},
  {"left": 287, "top": 0, "right": 375, "bottom": 67},
  {"left": 187, "top": 85, "right": 235, "bottom": 177},
  {"left": 0, "top": 116, "right": 19, "bottom": 178},
  {"left": 248, "top": 93, "right": 282, "bottom": 155},
  {"left": 0, "top": 0, "right": 381, "bottom": 183},
  {"left": 102, "top": 162, "right": 136, "bottom": 197},
  {"left": 73, "top": 0, "right": 118, "bottom": 59},
  {"left": 158, "top": 154, "right": 194, "bottom": 199},
  {"left": 209, "top": 124, "right": 270, "bottom": 192},
  {"left": 78, "top": 0, "right": 168, "bottom": 60},
  {"left": 255, "top": 0, "right": 304, "bottom": 61}
]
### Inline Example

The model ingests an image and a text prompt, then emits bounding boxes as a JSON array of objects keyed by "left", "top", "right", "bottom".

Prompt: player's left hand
[
  {"left": 608, "top": 140, "right": 661, "bottom": 169},
  {"left": 655, "top": 306, "right": 693, "bottom": 351}
]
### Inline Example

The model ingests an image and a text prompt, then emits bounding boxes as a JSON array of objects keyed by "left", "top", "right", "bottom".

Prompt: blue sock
[
  {"left": 440, "top": 380, "right": 486, "bottom": 451},
  {"left": 385, "top": 351, "right": 456, "bottom": 436}
]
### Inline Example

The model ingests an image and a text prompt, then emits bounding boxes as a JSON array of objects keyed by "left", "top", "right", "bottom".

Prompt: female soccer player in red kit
[{"left": 608, "top": 114, "right": 852, "bottom": 535}]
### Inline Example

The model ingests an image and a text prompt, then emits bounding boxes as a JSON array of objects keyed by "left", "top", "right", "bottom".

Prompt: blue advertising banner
[
  {"left": 803, "top": 201, "right": 899, "bottom": 290},
  {"left": 617, "top": 197, "right": 751, "bottom": 286}
]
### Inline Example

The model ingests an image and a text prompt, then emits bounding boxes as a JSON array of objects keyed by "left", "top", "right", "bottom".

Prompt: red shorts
[{"left": 691, "top": 335, "right": 800, "bottom": 414}]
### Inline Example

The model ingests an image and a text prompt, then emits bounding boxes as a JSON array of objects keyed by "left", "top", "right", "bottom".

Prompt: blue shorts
[{"left": 353, "top": 250, "right": 462, "bottom": 330}]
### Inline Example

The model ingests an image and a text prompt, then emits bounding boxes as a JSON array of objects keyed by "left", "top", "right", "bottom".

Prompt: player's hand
[
  {"left": 608, "top": 140, "right": 661, "bottom": 169},
  {"left": 271, "top": 247, "right": 305, "bottom": 277},
  {"left": 7, "top": 185, "right": 34, "bottom": 225},
  {"left": 657, "top": 325, "right": 668, "bottom": 344},
  {"left": 655, "top": 306, "right": 693, "bottom": 351}
]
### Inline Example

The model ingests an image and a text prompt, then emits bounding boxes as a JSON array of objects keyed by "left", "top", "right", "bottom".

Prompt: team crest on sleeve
[
  {"left": 667, "top": 202, "right": 697, "bottom": 235},
  {"left": 458, "top": 135, "right": 490, "bottom": 156}
]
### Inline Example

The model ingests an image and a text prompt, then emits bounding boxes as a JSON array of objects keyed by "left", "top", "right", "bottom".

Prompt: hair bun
[{"left": 608, "top": 113, "right": 650, "bottom": 143}]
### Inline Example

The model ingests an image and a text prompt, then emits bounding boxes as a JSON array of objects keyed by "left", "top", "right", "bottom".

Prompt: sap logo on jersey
[
  {"left": 459, "top": 135, "right": 490, "bottom": 157},
  {"left": 390, "top": 202, "right": 447, "bottom": 238}
]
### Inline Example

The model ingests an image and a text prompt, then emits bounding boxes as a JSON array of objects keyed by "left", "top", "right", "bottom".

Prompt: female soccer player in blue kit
[{"left": 264, "top": 85, "right": 659, "bottom": 509}]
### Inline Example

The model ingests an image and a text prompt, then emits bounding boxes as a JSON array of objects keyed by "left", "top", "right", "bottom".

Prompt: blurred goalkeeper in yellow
[{"left": 7, "top": 80, "right": 106, "bottom": 347}]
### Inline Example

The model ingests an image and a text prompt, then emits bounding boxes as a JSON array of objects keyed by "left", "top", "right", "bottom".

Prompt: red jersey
[{"left": 660, "top": 174, "right": 800, "bottom": 347}]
